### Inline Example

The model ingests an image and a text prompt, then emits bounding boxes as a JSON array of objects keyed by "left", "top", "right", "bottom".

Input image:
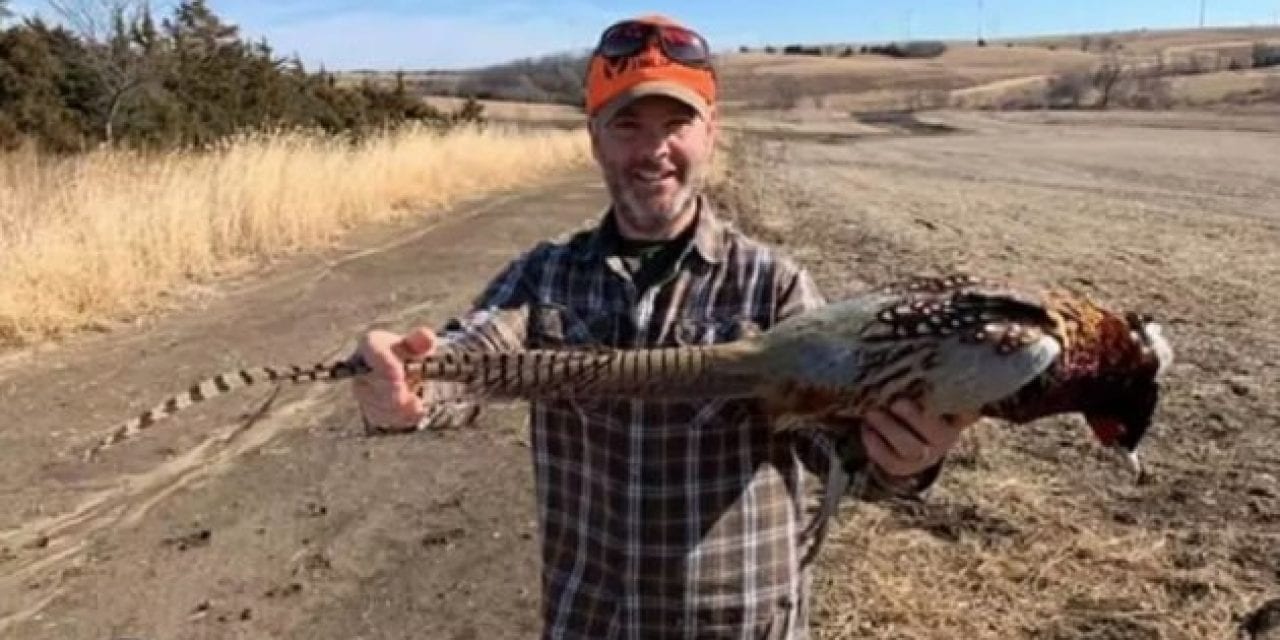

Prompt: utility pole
[
  {"left": 977, "top": 0, "right": 984, "bottom": 43},
  {"left": 1199, "top": 0, "right": 1206, "bottom": 28}
]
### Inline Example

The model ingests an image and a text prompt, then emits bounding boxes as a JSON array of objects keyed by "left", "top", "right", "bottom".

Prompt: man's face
[{"left": 590, "top": 95, "right": 717, "bottom": 239}]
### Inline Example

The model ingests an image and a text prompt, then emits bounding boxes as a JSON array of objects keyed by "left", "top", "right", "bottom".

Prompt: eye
[
  {"left": 609, "top": 117, "right": 641, "bottom": 133},
  {"left": 667, "top": 115, "right": 695, "bottom": 133}
]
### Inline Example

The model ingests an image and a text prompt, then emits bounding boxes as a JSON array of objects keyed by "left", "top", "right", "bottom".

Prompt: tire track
[{"left": 0, "top": 385, "right": 330, "bottom": 633}]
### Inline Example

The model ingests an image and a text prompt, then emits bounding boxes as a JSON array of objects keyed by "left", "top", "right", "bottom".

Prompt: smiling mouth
[{"left": 631, "top": 169, "right": 677, "bottom": 186}]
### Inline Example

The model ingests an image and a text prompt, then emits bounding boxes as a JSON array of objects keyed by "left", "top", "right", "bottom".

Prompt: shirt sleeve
[
  {"left": 412, "top": 247, "right": 541, "bottom": 429},
  {"left": 436, "top": 249, "right": 539, "bottom": 354}
]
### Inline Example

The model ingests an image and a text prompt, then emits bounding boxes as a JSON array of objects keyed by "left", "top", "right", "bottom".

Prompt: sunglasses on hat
[{"left": 594, "top": 20, "right": 712, "bottom": 68}]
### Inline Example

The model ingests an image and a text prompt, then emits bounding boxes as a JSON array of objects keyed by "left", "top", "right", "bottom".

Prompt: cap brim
[{"left": 594, "top": 81, "right": 711, "bottom": 124}]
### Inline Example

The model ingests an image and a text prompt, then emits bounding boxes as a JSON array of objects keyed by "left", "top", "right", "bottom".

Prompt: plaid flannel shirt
[{"left": 423, "top": 197, "right": 924, "bottom": 639}]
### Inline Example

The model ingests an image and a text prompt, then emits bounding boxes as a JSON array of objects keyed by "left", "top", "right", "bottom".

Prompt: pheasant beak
[
  {"left": 1089, "top": 415, "right": 1146, "bottom": 484},
  {"left": 1114, "top": 445, "right": 1146, "bottom": 484}
]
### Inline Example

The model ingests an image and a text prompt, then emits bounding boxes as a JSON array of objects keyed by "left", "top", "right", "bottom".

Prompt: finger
[
  {"left": 862, "top": 421, "right": 910, "bottom": 476},
  {"left": 360, "top": 330, "right": 407, "bottom": 385},
  {"left": 358, "top": 382, "right": 424, "bottom": 426},
  {"left": 393, "top": 327, "right": 437, "bottom": 360},
  {"left": 865, "top": 408, "right": 928, "bottom": 458},
  {"left": 352, "top": 331, "right": 428, "bottom": 427},
  {"left": 395, "top": 394, "right": 424, "bottom": 422},
  {"left": 944, "top": 411, "right": 981, "bottom": 429},
  {"left": 886, "top": 399, "right": 931, "bottom": 443}
]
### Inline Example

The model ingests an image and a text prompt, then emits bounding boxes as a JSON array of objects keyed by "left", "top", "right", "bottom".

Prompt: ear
[{"left": 588, "top": 116, "right": 604, "bottom": 164}]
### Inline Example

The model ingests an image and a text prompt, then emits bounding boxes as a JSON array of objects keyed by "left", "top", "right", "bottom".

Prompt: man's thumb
[{"left": 393, "top": 327, "right": 436, "bottom": 360}]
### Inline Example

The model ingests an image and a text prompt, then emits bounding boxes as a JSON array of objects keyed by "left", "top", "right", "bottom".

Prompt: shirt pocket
[
  {"left": 674, "top": 315, "right": 763, "bottom": 347},
  {"left": 526, "top": 304, "right": 624, "bottom": 416},
  {"left": 529, "top": 302, "right": 620, "bottom": 349}
]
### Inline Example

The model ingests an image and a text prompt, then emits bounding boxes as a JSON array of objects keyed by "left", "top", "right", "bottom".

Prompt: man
[{"left": 354, "top": 15, "right": 972, "bottom": 639}]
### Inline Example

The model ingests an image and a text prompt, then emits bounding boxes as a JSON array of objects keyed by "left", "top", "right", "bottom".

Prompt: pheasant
[{"left": 89, "top": 273, "right": 1174, "bottom": 488}]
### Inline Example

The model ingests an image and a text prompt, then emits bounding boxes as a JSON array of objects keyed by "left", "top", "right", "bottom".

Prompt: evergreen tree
[{"left": 0, "top": 0, "right": 482, "bottom": 152}]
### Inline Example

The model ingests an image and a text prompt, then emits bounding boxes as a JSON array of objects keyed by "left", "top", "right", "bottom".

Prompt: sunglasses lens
[
  {"left": 598, "top": 22, "right": 650, "bottom": 58},
  {"left": 660, "top": 26, "right": 709, "bottom": 63}
]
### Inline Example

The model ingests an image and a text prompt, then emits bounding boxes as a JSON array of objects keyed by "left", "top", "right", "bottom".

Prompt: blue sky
[{"left": 8, "top": 0, "right": 1279, "bottom": 70}]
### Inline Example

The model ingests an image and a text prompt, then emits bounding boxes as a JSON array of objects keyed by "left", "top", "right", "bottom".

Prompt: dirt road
[
  {"left": 0, "top": 172, "right": 610, "bottom": 639},
  {"left": 1, "top": 110, "right": 1277, "bottom": 639}
]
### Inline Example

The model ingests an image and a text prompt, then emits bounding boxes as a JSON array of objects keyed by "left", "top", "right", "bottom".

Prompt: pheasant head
[{"left": 977, "top": 289, "right": 1175, "bottom": 480}]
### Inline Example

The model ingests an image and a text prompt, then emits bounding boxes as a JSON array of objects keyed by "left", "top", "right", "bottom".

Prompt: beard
[{"left": 604, "top": 160, "right": 707, "bottom": 238}]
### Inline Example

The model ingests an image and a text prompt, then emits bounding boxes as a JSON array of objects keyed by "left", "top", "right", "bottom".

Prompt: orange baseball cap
[{"left": 585, "top": 15, "right": 717, "bottom": 123}]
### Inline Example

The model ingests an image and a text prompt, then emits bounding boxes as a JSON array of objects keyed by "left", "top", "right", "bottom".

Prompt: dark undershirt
[{"left": 605, "top": 214, "right": 697, "bottom": 292}]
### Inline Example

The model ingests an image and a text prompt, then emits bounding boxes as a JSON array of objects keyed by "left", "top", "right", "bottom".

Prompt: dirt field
[
  {"left": 726, "top": 109, "right": 1279, "bottom": 639},
  {"left": 1, "top": 110, "right": 1277, "bottom": 638},
  {"left": 1012, "top": 26, "right": 1280, "bottom": 57},
  {"left": 713, "top": 26, "right": 1280, "bottom": 112}
]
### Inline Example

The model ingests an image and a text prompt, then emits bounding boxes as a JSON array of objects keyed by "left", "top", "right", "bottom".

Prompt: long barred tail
[
  {"left": 410, "top": 343, "right": 763, "bottom": 401},
  {"left": 84, "top": 360, "right": 370, "bottom": 461},
  {"left": 87, "top": 342, "right": 765, "bottom": 461}
]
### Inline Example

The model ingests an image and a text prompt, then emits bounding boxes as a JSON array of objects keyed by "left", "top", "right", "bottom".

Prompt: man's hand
[
  {"left": 352, "top": 327, "right": 438, "bottom": 429},
  {"left": 862, "top": 399, "right": 977, "bottom": 479}
]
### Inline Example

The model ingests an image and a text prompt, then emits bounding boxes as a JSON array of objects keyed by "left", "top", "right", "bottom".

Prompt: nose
[{"left": 633, "top": 126, "right": 672, "bottom": 163}]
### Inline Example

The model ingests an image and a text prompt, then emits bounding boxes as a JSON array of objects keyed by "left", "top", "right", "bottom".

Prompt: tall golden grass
[{"left": 0, "top": 124, "right": 591, "bottom": 347}]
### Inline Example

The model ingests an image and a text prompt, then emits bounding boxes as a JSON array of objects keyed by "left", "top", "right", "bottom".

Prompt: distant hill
[
  {"left": 339, "top": 51, "right": 591, "bottom": 106},
  {"left": 337, "top": 25, "right": 1280, "bottom": 114}
]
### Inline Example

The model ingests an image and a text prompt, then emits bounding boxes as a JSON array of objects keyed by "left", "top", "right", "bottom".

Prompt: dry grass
[
  {"left": 1168, "top": 67, "right": 1280, "bottom": 104},
  {"left": 421, "top": 97, "right": 583, "bottom": 125},
  {"left": 810, "top": 425, "right": 1265, "bottom": 639},
  {"left": 948, "top": 65, "right": 1280, "bottom": 110},
  {"left": 0, "top": 125, "right": 590, "bottom": 347},
  {"left": 948, "top": 75, "right": 1056, "bottom": 109}
]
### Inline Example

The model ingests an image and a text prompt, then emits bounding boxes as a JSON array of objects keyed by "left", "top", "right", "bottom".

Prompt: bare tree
[
  {"left": 1092, "top": 52, "right": 1125, "bottom": 108},
  {"left": 49, "top": 0, "right": 134, "bottom": 41},
  {"left": 46, "top": 0, "right": 170, "bottom": 143}
]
